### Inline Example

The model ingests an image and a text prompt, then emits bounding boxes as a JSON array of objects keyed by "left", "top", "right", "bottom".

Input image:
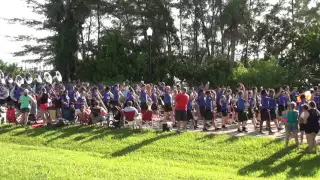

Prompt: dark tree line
[{"left": 7, "top": 0, "right": 320, "bottom": 87}]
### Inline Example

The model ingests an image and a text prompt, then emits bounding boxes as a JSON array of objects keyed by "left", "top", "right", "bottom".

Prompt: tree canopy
[{"left": 7, "top": 0, "right": 320, "bottom": 87}]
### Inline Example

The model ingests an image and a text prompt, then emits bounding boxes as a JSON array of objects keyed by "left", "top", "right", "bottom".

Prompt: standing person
[
  {"left": 236, "top": 91, "right": 248, "bottom": 132},
  {"left": 175, "top": 88, "right": 189, "bottom": 132},
  {"left": 39, "top": 88, "right": 49, "bottom": 124},
  {"left": 269, "top": 89, "right": 282, "bottom": 131},
  {"left": 304, "top": 101, "right": 320, "bottom": 153},
  {"left": 298, "top": 94, "right": 307, "bottom": 143},
  {"left": 18, "top": 89, "right": 33, "bottom": 126},
  {"left": 197, "top": 90, "right": 206, "bottom": 125},
  {"left": 220, "top": 95, "right": 229, "bottom": 129},
  {"left": 284, "top": 102, "right": 299, "bottom": 147},
  {"left": 163, "top": 86, "right": 172, "bottom": 122},
  {"left": 259, "top": 89, "right": 273, "bottom": 134},
  {"left": 203, "top": 91, "right": 219, "bottom": 131},
  {"left": 187, "top": 95, "right": 196, "bottom": 129},
  {"left": 140, "top": 84, "right": 149, "bottom": 112},
  {"left": 248, "top": 91, "right": 257, "bottom": 130}
]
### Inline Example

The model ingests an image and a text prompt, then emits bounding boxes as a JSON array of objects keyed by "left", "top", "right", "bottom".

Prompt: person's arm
[
  {"left": 18, "top": 96, "right": 22, "bottom": 104},
  {"left": 28, "top": 95, "right": 36, "bottom": 103}
]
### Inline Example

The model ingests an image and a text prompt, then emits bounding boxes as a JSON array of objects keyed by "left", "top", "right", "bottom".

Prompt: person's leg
[
  {"left": 259, "top": 120, "right": 264, "bottom": 133},
  {"left": 183, "top": 111, "right": 187, "bottom": 130},
  {"left": 24, "top": 111, "right": 29, "bottom": 126},
  {"left": 175, "top": 110, "right": 180, "bottom": 130},
  {"left": 312, "top": 133, "right": 317, "bottom": 152},
  {"left": 285, "top": 132, "right": 290, "bottom": 147},
  {"left": 306, "top": 133, "right": 313, "bottom": 152},
  {"left": 293, "top": 132, "right": 299, "bottom": 146},
  {"left": 300, "top": 130, "right": 304, "bottom": 144}
]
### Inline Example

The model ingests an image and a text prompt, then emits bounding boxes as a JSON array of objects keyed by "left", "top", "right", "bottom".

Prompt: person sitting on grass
[
  {"left": 284, "top": 102, "right": 299, "bottom": 147},
  {"left": 91, "top": 100, "right": 106, "bottom": 125}
]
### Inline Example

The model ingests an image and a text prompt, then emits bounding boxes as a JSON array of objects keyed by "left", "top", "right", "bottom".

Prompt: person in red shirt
[{"left": 175, "top": 88, "right": 189, "bottom": 131}]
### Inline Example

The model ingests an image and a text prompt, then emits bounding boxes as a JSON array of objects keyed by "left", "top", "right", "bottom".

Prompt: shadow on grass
[
  {"left": 81, "top": 128, "right": 149, "bottom": 144},
  {"left": 45, "top": 126, "right": 94, "bottom": 143},
  {"left": 111, "top": 132, "right": 178, "bottom": 157},
  {"left": 237, "top": 146, "right": 317, "bottom": 178},
  {"left": 0, "top": 124, "right": 21, "bottom": 135}
]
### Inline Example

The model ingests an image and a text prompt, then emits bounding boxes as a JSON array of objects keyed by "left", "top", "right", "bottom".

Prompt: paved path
[
  {"left": 186, "top": 118, "right": 320, "bottom": 142},
  {"left": 1, "top": 111, "right": 320, "bottom": 143}
]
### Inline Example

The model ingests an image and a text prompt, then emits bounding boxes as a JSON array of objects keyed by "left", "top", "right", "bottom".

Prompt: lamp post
[{"left": 147, "top": 27, "right": 153, "bottom": 82}]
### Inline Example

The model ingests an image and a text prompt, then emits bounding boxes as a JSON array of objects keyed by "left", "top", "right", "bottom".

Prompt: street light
[{"left": 147, "top": 27, "right": 153, "bottom": 82}]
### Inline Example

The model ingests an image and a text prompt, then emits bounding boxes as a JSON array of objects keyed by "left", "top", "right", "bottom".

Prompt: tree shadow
[
  {"left": 45, "top": 125, "right": 94, "bottom": 143},
  {"left": 111, "top": 132, "right": 178, "bottom": 157},
  {"left": 238, "top": 146, "right": 296, "bottom": 177},
  {"left": 0, "top": 125, "right": 21, "bottom": 135},
  {"left": 82, "top": 127, "right": 153, "bottom": 144}
]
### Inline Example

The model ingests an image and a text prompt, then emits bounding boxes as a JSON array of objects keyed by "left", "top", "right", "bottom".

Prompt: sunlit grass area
[{"left": 0, "top": 125, "right": 319, "bottom": 180}]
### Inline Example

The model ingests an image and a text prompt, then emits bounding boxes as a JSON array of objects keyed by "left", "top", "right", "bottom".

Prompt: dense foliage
[{"left": 8, "top": 0, "right": 320, "bottom": 87}]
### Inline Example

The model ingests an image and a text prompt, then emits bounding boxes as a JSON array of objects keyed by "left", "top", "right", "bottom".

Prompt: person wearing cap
[
  {"left": 284, "top": 102, "right": 299, "bottom": 147},
  {"left": 18, "top": 89, "right": 34, "bottom": 126}
]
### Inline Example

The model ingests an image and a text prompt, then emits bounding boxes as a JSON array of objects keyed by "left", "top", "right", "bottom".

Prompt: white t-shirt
[{"left": 124, "top": 106, "right": 138, "bottom": 114}]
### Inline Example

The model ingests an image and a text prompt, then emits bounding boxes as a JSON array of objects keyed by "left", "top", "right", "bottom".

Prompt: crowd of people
[{"left": 1, "top": 80, "right": 320, "bottom": 152}]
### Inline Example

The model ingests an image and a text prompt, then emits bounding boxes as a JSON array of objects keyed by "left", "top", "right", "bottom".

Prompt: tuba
[
  {"left": 43, "top": 72, "right": 53, "bottom": 84},
  {"left": 15, "top": 75, "right": 24, "bottom": 87},
  {"left": 53, "top": 71, "right": 62, "bottom": 83},
  {"left": 35, "top": 73, "right": 43, "bottom": 84},
  {"left": 0, "top": 83, "right": 9, "bottom": 100},
  {"left": 0, "top": 70, "right": 5, "bottom": 85},
  {"left": 25, "top": 72, "right": 33, "bottom": 85},
  {"left": 6, "top": 74, "right": 13, "bottom": 85}
]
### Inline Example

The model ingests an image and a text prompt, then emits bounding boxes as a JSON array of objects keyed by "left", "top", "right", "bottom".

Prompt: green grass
[{"left": 0, "top": 125, "right": 319, "bottom": 180}]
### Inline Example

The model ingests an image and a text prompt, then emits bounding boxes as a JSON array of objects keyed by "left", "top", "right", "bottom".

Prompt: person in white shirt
[{"left": 124, "top": 101, "right": 138, "bottom": 115}]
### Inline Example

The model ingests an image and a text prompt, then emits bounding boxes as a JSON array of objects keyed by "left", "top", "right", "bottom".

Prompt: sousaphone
[
  {"left": 0, "top": 70, "right": 5, "bottom": 84},
  {"left": 25, "top": 72, "right": 33, "bottom": 85},
  {"left": 53, "top": 71, "right": 62, "bottom": 83},
  {"left": 6, "top": 74, "right": 13, "bottom": 85},
  {"left": 35, "top": 73, "right": 43, "bottom": 84},
  {"left": 44, "top": 72, "right": 53, "bottom": 84},
  {"left": 15, "top": 75, "right": 24, "bottom": 87}
]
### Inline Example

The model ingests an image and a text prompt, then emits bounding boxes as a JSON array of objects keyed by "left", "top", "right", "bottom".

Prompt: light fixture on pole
[{"left": 147, "top": 27, "right": 153, "bottom": 82}]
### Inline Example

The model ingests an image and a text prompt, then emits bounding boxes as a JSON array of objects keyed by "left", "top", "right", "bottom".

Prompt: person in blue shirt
[
  {"left": 237, "top": 90, "right": 248, "bottom": 132},
  {"left": 248, "top": 91, "right": 257, "bottom": 130},
  {"left": 259, "top": 89, "right": 273, "bottom": 134},
  {"left": 163, "top": 86, "right": 172, "bottom": 121},
  {"left": 220, "top": 95, "right": 228, "bottom": 129},
  {"left": 269, "top": 89, "right": 282, "bottom": 131},
  {"left": 203, "top": 91, "right": 219, "bottom": 131},
  {"left": 140, "top": 84, "right": 149, "bottom": 111},
  {"left": 187, "top": 95, "right": 195, "bottom": 129},
  {"left": 197, "top": 90, "right": 206, "bottom": 120},
  {"left": 111, "top": 84, "right": 120, "bottom": 106},
  {"left": 151, "top": 87, "right": 159, "bottom": 114}
]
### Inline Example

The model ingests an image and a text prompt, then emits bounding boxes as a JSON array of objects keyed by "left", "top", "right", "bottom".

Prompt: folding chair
[
  {"left": 142, "top": 110, "right": 160, "bottom": 129},
  {"left": 124, "top": 111, "right": 137, "bottom": 129},
  {"left": 7, "top": 108, "right": 17, "bottom": 125}
]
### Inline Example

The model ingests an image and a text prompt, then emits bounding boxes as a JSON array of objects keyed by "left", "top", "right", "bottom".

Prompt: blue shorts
[{"left": 286, "top": 123, "right": 298, "bottom": 133}]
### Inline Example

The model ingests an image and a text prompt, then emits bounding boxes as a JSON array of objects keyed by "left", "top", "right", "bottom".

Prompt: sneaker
[
  {"left": 237, "top": 128, "right": 242, "bottom": 133},
  {"left": 269, "top": 131, "right": 275, "bottom": 135},
  {"left": 215, "top": 128, "right": 221, "bottom": 131},
  {"left": 232, "top": 122, "right": 237, "bottom": 125},
  {"left": 278, "top": 127, "right": 284, "bottom": 131},
  {"left": 242, "top": 127, "right": 248, "bottom": 133},
  {"left": 222, "top": 125, "right": 227, "bottom": 129},
  {"left": 203, "top": 128, "right": 209, "bottom": 132}
]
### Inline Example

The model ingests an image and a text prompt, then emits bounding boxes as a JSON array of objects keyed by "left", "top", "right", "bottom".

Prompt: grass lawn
[{"left": 0, "top": 125, "right": 319, "bottom": 180}]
